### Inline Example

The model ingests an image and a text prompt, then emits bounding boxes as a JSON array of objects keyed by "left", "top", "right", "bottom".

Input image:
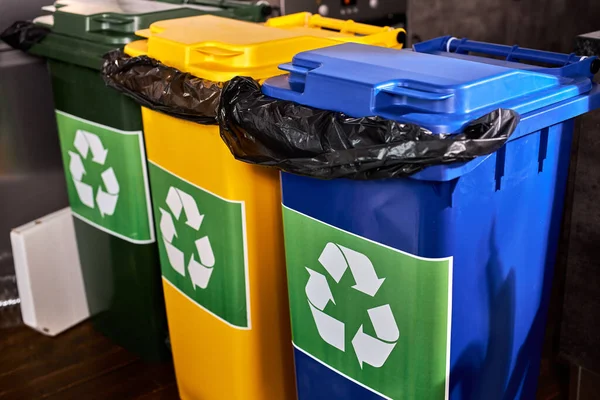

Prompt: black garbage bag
[
  {"left": 219, "top": 77, "right": 521, "bottom": 180},
  {"left": 102, "top": 50, "right": 222, "bottom": 125},
  {"left": 0, "top": 21, "right": 50, "bottom": 51}
]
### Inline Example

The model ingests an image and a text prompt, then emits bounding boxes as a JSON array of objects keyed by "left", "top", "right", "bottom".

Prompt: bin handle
[
  {"left": 447, "top": 37, "right": 584, "bottom": 66},
  {"left": 279, "top": 63, "right": 313, "bottom": 76},
  {"left": 193, "top": 45, "right": 243, "bottom": 58},
  {"left": 266, "top": 12, "right": 391, "bottom": 36},
  {"left": 370, "top": 84, "right": 455, "bottom": 115},
  {"left": 307, "top": 14, "right": 391, "bottom": 36},
  {"left": 379, "top": 85, "right": 454, "bottom": 101},
  {"left": 188, "top": 0, "right": 253, "bottom": 9},
  {"left": 91, "top": 15, "right": 134, "bottom": 25},
  {"left": 413, "top": 36, "right": 599, "bottom": 78}
]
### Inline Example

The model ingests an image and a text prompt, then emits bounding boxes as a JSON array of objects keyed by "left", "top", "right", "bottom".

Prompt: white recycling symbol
[
  {"left": 306, "top": 242, "right": 400, "bottom": 369},
  {"left": 68, "top": 129, "right": 119, "bottom": 217},
  {"left": 159, "top": 187, "right": 216, "bottom": 290}
]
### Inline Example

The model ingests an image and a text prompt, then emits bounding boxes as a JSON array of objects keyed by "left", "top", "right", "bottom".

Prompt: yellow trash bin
[{"left": 126, "top": 13, "right": 404, "bottom": 400}]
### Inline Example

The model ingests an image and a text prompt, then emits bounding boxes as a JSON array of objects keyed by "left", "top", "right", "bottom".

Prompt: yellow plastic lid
[{"left": 126, "top": 13, "right": 404, "bottom": 82}]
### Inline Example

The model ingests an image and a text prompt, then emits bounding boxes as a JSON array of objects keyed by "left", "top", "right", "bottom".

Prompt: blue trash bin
[{"left": 262, "top": 37, "right": 600, "bottom": 400}]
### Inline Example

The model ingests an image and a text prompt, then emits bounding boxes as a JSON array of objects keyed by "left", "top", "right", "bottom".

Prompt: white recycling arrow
[
  {"left": 309, "top": 302, "right": 345, "bottom": 352},
  {"left": 165, "top": 187, "right": 204, "bottom": 230},
  {"left": 96, "top": 188, "right": 118, "bottom": 217},
  {"left": 83, "top": 131, "right": 109, "bottom": 165},
  {"left": 101, "top": 167, "right": 119, "bottom": 195},
  {"left": 95, "top": 167, "right": 120, "bottom": 217},
  {"left": 160, "top": 187, "right": 216, "bottom": 287},
  {"left": 164, "top": 238, "right": 185, "bottom": 276},
  {"left": 71, "top": 129, "right": 120, "bottom": 218},
  {"left": 166, "top": 187, "right": 183, "bottom": 220},
  {"left": 160, "top": 206, "right": 184, "bottom": 276},
  {"left": 68, "top": 151, "right": 85, "bottom": 181},
  {"left": 352, "top": 325, "right": 397, "bottom": 369},
  {"left": 74, "top": 130, "right": 90, "bottom": 159},
  {"left": 188, "top": 255, "right": 214, "bottom": 290},
  {"left": 318, "top": 242, "right": 349, "bottom": 283},
  {"left": 339, "top": 245, "right": 385, "bottom": 297},
  {"left": 305, "top": 267, "right": 335, "bottom": 311},
  {"left": 306, "top": 243, "right": 400, "bottom": 368},
  {"left": 74, "top": 180, "right": 95, "bottom": 208},
  {"left": 368, "top": 304, "right": 399, "bottom": 342},
  {"left": 177, "top": 189, "right": 204, "bottom": 230},
  {"left": 159, "top": 208, "right": 177, "bottom": 243},
  {"left": 195, "top": 236, "right": 215, "bottom": 268}
]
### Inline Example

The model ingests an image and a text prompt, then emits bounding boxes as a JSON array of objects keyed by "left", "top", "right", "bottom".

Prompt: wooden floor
[
  {"left": 0, "top": 322, "right": 178, "bottom": 400},
  {"left": 0, "top": 321, "right": 570, "bottom": 400}
]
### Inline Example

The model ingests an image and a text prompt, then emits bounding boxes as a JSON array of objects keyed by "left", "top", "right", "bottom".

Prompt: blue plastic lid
[{"left": 262, "top": 38, "right": 597, "bottom": 133}]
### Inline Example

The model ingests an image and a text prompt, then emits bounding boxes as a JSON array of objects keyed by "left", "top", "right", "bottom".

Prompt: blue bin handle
[
  {"left": 379, "top": 86, "right": 454, "bottom": 101},
  {"left": 445, "top": 37, "right": 584, "bottom": 66},
  {"left": 413, "top": 36, "right": 599, "bottom": 78}
]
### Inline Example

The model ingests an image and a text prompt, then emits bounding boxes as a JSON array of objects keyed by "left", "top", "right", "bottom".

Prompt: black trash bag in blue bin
[{"left": 218, "top": 76, "right": 520, "bottom": 180}]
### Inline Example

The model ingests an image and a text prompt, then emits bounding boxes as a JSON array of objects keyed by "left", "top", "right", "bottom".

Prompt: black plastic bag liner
[
  {"left": 1, "top": 21, "right": 50, "bottom": 51},
  {"left": 102, "top": 50, "right": 222, "bottom": 125},
  {"left": 218, "top": 77, "right": 521, "bottom": 180}
]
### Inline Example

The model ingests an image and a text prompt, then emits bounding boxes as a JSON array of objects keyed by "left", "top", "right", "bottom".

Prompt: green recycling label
[
  {"left": 283, "top": 206, "right": 452, "bottom": 400},
  {"left": 148, "top": 162, "right": 249, "bottom": 329},
  {"left": 56, "top": 111, "right": 154, "bottom": 244}
]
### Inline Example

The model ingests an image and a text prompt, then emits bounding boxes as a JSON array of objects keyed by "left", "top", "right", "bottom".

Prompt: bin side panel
[
  {"left": 48, "top": 60, "right": 143, "bottom": 131},
  {"left": 48, "top": 59, "right": 168, "bottom": 361},
  {"left": 281, "top": 120, "right": 574, "bottom": 399},
  {"left": 73, "top": 219, "right": 168, "bottom": 361},
  {"left": 143, "top": 108, "right": 296, "bottom": 399}
]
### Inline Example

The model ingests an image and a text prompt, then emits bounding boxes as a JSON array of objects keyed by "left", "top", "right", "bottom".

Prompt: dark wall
[
  {"left": 0, "top": 0, "right": 55, "bottom": 32},
  {"left": 409, "top": 0, "right": 600, "bottom": 53}
]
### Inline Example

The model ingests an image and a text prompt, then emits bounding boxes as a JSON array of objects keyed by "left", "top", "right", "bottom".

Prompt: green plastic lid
[
  {"left": 30, "top": 0, "right": 269, "bottom": 70},
  {"left": 37, "top": 0, "right": 226, "bottom": 45}
]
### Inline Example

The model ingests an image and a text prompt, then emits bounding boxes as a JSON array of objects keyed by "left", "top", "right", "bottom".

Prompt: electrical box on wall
[{"left": 279, "top": 0, "right": 407, "bottom": 31}]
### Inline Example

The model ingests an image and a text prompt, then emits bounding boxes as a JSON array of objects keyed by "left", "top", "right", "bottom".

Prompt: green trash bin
[{"left": 27, "top": 0, "right": 269, "bottom": 361}]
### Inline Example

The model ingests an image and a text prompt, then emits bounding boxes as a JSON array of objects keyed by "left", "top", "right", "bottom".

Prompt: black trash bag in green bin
[{"left": 1, "top": 21, "right": 50, "bottom": 50}]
